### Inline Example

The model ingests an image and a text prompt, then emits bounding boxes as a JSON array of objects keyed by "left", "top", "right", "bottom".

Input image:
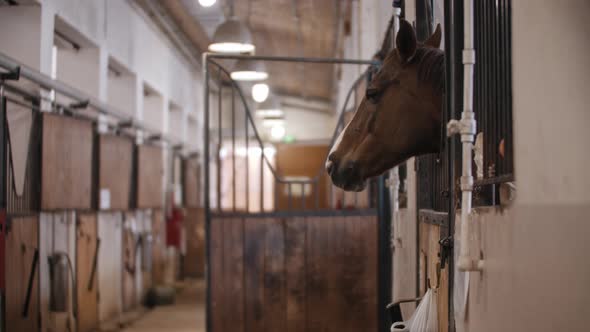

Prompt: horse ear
[
  {"left": 424, "top": 24, "right": 442, "bottom": 48},
  {"left": 396, "top": 20, "right": 417, "bottom": 62}
]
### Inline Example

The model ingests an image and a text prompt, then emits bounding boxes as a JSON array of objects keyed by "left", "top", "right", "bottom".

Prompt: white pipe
[
  {"left": 389, "top": 2, "right": 402, "bottom": 249},
  {"left": 448, "top": 0, "right": 481, "bottom": 272}
]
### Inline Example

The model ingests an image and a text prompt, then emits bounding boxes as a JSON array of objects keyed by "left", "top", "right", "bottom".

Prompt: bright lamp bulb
[
  {"left": 270, "top": 125, "right": 286, "bottom": 140},
  {"left": 252, "top": 83, "right": 269, "bottom": 102},
  {"left": 230, "top": 71, "right": 268, "bottom": 81},
  {"left": 198, "top": 0, "right": 216, "bottom": 7}
]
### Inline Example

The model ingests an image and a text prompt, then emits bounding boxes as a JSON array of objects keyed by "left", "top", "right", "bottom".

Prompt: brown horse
[{"left": 326, "top": 20, "right": 444, "bottom": 191}]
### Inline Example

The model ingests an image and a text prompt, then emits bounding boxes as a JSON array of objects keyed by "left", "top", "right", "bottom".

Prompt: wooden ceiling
[{"left": 167, "top": 0, "right": 350, "bottom": 102}]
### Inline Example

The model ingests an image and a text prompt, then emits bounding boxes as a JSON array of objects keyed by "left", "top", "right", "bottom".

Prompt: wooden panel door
[
  {"left": 76, "top": 213, "right": 99, "bottom": 332},
  {"left": 41, "top": 113, "right": 93, "bottom": 210},
  {"left": 210, "top": 215, "right": 378, "bottom": 332},
  {"left": 136, "top": 145, "right": 164, "bottom": 209},
  {"left": 419, "top": 222, "right": 449, "bottom": 332},
  {"left": 5, "top": 216, "right": 39, "bottom": 332},
  {"left": 99, "top": 134, "right": 133, "bottom": 210}
]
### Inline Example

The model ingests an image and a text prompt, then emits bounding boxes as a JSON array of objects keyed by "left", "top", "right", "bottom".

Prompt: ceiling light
[
  {"left": 270, "top": 125, "right": 286, "bottom": 140},
  {"left": 230, "top": 59, "right": 268, "bottom": 81},
  {"left": 262, "top": 117, "right": 285, "bottom": 127},
  {"left": 252, "top": 83, "right": 269, "bottom": 102},
  {"left": 198, "top": 0, "right": 216, "bottom": 7},
  {"left": 209, "top": 17, "right": 255, "bottom": 54}
]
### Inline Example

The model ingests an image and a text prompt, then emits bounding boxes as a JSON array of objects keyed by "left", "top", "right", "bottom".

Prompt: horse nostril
[{"left": 326, "top": 160, "right": 334, "bottom": 175}]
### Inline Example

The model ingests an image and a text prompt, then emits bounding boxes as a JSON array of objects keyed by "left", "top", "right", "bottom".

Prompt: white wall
[{"left": 458, "top": 2, "right": 590, "bottom": 331}]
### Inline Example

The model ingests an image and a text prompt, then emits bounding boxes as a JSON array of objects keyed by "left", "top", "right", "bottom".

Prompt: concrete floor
[{"left": 121, "top": 280, "right": 206, "bottom": 332}]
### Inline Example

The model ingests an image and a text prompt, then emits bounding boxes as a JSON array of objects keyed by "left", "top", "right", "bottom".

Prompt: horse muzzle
[{"left": 326, "top": 154, "right": 366, "bottom": 192}]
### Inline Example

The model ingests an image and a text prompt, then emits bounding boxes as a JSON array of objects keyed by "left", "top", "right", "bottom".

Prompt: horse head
[{"left": 326, "top": 20, "right": 444, "bottom": 191}]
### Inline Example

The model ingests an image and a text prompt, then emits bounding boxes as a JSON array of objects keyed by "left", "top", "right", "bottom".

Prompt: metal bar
[
  {"left": 231, "top": 86, "right": 236, "bottom": 212},
  {"left": 0, "top": 52, "right": 180, "bottom": 146},
  {"left": 377, "top": 175, "right": 392, "bottom": 332},
  {"left": 301, "top": 183, "right": 305, "bottom": 210},
  {"left": 260, "top": 147, "right": 264, "bottom": 212},
  {"left": 288, "top": 183, "right": 293, "bottom": 211},
  {"left": 207, "top": 53, "right": 376, "bottom": 65},
  {"left": 245, "top": 106, "right": 249, "bottom": 213},
  {"left": 201, "top": 53, "right": 211, "bottom": 332},
  {"left": 216, "top": 73, "right": 222, "bottom": 212},
  {"left": 210, "top": 208, "right": 379, "bottom": 219},
  {"left": 314, "top": 180, "right": 319, "bottom": 210}
]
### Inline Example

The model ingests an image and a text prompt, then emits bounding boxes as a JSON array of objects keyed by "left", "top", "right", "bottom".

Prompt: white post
[
  {"left": 389, "top": 1, "right": 402, "bottom": 249},
  {"left": 447, "top": 0, "right": 482, "bottom": 272}
]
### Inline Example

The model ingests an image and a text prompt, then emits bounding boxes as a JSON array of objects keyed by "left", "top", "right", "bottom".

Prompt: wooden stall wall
[
  {"left": 183, "top": 208, "right": 205, "bottom": 278},
  {"left": 183, "top": 158, "right": 200, "bottom": 208},
  {"left": 97, "top": 212, "right": 123, "bottom": 323},
  {"left": 5, "top": 216, "right": 39, "bottom": 332},
  {"left": 39, "top": 212, "right": 76, "bottom": 332},
  {"left": 98, "top": 134, "right": 133, "bottom": 210},
  {"left": 275, "top": 144, "right": 331, "bottom": 210},
  {"left": 151, "top": 210, "right": 166, "bottom": 285},
  {"left": 76, "top": 213, "right": 99, "bottom": 332},
  {"left": 210, "top": 215, "right": 378, "bottom": 332},
  {"left": 419, "top": 222, "right": 449, "bottom": 332},
  {"left": 41, "top": 114, "right": 93, "bottom": 210},
  {"left": 136, "top": 144, "right": 164, "bottom": 209}
]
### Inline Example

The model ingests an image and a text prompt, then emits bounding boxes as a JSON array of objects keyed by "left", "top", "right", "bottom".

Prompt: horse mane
[{"left": 412, "top": 46, "right": 445, "bottom": 93}]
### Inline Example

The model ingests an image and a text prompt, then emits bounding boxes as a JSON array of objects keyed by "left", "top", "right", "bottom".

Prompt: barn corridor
[{"left": 121, "top": 280, "right": 205, "bottom": 332}]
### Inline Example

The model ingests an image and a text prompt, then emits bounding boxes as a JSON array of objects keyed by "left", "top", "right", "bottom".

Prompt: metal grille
[
  {"left": 5, "top": 99, "right": 41, "bottom": 215},
  {"left": 473, "top": 0, "right": 513, "bottom": 185}
]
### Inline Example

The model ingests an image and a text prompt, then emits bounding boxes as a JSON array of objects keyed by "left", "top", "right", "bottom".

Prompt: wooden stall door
[
  {"left": 183, "top": 208, "right": 205, "bottom": 278},
  {"left": 419, "top": 222, "right": 449, "bottom": 332},
  {"left": 76, "top": 213, "right": 99, "bottom": 332},
  {"left": 5, "top": 216, "right": 39, "bottom": 332},
  {"left": 99, "top": 134, "right": 133, "bottom": 210},
  {"left": 42, "top": 113, "right": 93, "bottom": 210},
  {"left": 210, "top": 215, "right": 378, "bottom": 332},
  {"left": 136, "top": 145, "right": 164, "bottom": 209}
]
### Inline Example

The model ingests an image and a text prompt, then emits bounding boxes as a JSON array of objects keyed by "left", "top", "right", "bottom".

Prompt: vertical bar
[
  {"left": 301, "top": 183, "right": 305, "bottom": 210},
  {"left": 314, "top": 180, "right": 319, "bottom": 210},
  {"left": 201, "top": 53, "right": 211, "bottom": 332},
  {"left": 231, "top": 86, "right": 236, "bottom": 212},
  {"left": 274, "top": 179, "right": 279, "bottom": 211},
  {"left": 216, "top": 71, "right": 222, "bottom": 212},
  {"left": 377, "top": 174, "right": 391, "bottom": 332},
  {"left": 245, "top": 107, "right": 249, "bottom": 213},
  {"left": 260, "top": 147, "right": 264, "bottom": 212},
  {"left": 288, "top": 183, "right": 292, "bottom": 211}
]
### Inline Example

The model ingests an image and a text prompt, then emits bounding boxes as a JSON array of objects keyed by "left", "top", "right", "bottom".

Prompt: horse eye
[{"left": 366, "top": 88, "right": 380, "bottom": 103}]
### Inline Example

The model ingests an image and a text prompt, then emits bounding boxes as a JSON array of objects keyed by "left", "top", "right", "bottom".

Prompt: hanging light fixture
[
  {"left": 230, "top": 59, "right": 268, "bottom": 81},
  {"left": 252, "top": 83, "right": 269, "bottom": 102},
  {"left": 198, "top": 0, "right": 216, "bottom": 7},
  {"left": 270, "top": 124, "right": 286, "bottom": 140},
  {"left": 208, "top": 0, "right": 255, "bottom": 54},
  {"left": 256, "top": 94, "right": 283, "bottom": 118}
]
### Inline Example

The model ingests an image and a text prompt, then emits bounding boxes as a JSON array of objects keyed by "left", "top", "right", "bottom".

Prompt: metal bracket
[
  {"left": 439, "top": 236, "right": 453, "bottom": 269},
  {"left": 68, "top": 100, "right": 89, "bottom": 110},
  {"left": 0, "top": 66, "right": 20, "bottom": 81}
]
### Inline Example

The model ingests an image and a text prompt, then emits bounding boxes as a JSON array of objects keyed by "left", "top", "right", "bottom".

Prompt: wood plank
[
  {"left": 285, "top": 217, "right": 307, "bottom": 332},
  {"left": 306, "top": 216, "right": 333, "bottom": 332},
  {"left": 76, "top": 213, "right": 99, "bottom": 332},
  {"left": 99, "top": 134, "right": 133, "bottom": 210},
  {"left": 243, "top": 218, "right": 266, "bottom": 332},
  {"left": 183, "top": 158, "right": 200, "bottom": 208},
  {"left": 183, "top": 208, "right": 205, "bottom": 278},
  {"left": 5, "top": 215, "right": 39, "bottom": 332},
  {"left": 223, "top": 218, "right": 244, "bottom": 332},
  {"left": 41, "top": 113, "right": 93, "bottom": 210},
  {"left": 209, "top": 218, "right": 225, "bottom": 332},
  {"left": 151, "top": 210, "right": 166, "bottom": 285},
  {"left": 136, "top": 144, "right": 164, "bottom": 209},
  {"left": 264, "top": 218, "right": 286, "bottom": 332}
]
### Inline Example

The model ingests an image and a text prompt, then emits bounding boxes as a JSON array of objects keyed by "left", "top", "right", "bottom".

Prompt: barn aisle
[{"left": 121, "top": 280, "right": 206, "bottom": 332}]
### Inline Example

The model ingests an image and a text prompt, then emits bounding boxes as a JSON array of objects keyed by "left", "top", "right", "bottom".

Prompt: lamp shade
[
  {"left": 209, "top": 17, "right": 255, "bottom": 54},
  {"left": 230, "top": 59, "right": 268, "bottom": 81}
]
